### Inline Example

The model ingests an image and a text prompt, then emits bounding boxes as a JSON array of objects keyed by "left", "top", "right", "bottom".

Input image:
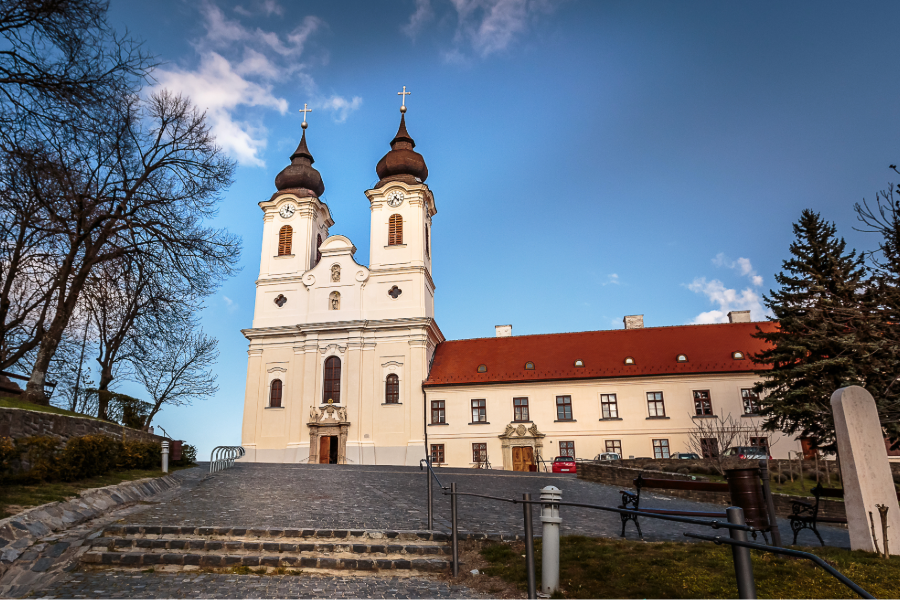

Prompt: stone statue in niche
[
  {"left": 331, "top": 264, "right": 340, "bottom": 282},
  {"left": 329, "top": 291, "right": 340, "bottom": 310}
]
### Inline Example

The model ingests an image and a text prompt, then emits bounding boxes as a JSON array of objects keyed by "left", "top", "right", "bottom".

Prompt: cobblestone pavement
[
  {"left": 36, "top": 572, "right": 482, "bottom": 598},
  {"left": 122, "top": 463, "right": 850, "bottom": 547}
]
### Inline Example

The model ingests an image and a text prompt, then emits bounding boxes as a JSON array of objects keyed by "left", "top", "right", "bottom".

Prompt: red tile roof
[{"left": 424, "top": 322, "right": 777, "bottom": 387}]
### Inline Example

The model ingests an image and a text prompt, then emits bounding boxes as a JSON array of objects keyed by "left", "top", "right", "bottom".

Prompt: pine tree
[{"left": 751, "top": 210, "right": 874, "bottom": 452}]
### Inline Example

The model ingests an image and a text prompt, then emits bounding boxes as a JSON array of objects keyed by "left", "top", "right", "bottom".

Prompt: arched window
[
  {"left": 388, "top": 214, "right": 403, "bottom": 246},
  {"left": 323, "top": 356, "right": 341, "bottom": 404},
  {"left": 316, "top": 234, "right": 323, "bottom": 265},
  {"left": 270, "top": 379, "right": 283, "bottom": 408},
  {"left": 385, "top": 374, "right": 399, "bottom": 404},
  {"left": 278, "top": 225, "right": 292, "bottom": 256}
]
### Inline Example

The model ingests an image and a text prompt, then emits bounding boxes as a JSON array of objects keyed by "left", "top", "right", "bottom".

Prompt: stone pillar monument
[{"left": 831, "top": 386, "right": 900, "bottom": 554}]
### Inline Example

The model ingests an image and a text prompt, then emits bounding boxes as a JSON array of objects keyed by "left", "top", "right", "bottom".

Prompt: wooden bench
[
  {"left": 789, "top": 483, "right": 846, "bottom": 546},
  {"left": 619, "top": 473, "right": 729, "bottom": 539}
]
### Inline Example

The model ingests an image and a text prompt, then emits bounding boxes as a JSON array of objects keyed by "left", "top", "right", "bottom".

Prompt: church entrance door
[
  {"left": 512, "top": 446, "right": 534, "bottom": 472},
  {"left": 319, "top": 436, "right": 339, "bottom": 464}
]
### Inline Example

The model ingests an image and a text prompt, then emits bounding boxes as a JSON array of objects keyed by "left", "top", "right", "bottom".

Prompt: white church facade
[{"left": 240, "top": 101, "right": 800, "bottom": 468}]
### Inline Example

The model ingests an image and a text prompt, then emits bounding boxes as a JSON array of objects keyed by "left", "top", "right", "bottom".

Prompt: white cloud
[
  {"left": 315, "top": 95, "right": 364, "bottom": 124},
  {"left": 687, "top": 278, "right": 767, "bottom": 324},
  {"left": 234, "top": 0, "right": 284, "bottom": 17},
  {"left": 602, "top": 273, "right": 620, "bottom": 286},
  {"left": 713, "top": 253, "right": 764, "bottom": 287},
  {"left": 223, "top": 295, "right": 238, "bottom": 313},
  {"left": 403, "top": 0, "right": 434, "bottom": 38},
  {"left": 408, "top": 0, "right": 561, "bottom": 59},
  {"left": 152, "top": 2, "right": 360, "bottom": 167}
]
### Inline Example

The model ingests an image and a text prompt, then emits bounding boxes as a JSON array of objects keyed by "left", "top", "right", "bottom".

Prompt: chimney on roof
[
  {"left": 495, "top": 324, "right": 512, "bottom": 337},
  {"left": 623, "top": 315, "right": 644, "bottom": 330},
  {"left": 728, "top": 310, "right": 751, "bottom": 323}
]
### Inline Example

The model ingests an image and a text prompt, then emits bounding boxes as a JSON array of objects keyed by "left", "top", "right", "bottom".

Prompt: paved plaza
[
  {"left": 29, "top": 463, "right": 851, "bottom": 598},
  {"left": 119, "top": 463, "right": 851, "bottom": 546}
]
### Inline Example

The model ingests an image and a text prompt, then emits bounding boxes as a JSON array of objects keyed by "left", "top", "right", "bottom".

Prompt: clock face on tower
[
  {"left": 386, "top": 190, "right": 404, "bottom": 207},
  {"left": 279, "top": 203, "right": 295, "bottom": 218}
]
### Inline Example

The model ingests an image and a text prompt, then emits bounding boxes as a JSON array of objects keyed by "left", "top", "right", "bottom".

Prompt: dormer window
[
  {"left": 524, "top": 362, "right": 534, "bottom": 370},
  {"left": 677, "top": 354, "right": 688, "bottom": 363},
  {"left": 574, "top": 360, "right": 584, "bottom": 367},
  {"left": 477, "top": 364, "right": 487, "bottom": 373},
  {"left": 624, "top": 357, "right": 635, "bottom": 365},
  {"left": 732, "top": 351, "right": 745, "bottom": 360}
]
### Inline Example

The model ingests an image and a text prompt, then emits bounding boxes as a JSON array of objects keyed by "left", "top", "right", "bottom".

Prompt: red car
[{"left": 552, "top": 456, "right": 577, "bottom": 473}]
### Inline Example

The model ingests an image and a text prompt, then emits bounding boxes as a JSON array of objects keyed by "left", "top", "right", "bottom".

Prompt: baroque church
[{"left": 241, "top": 96, "right": 798, "bottom": 469}]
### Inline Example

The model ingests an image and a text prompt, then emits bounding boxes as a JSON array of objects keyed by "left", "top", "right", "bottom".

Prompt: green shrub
[
  {"left": 59, "top": 434, "right": 123, "bottom": 480},
  {"left": 118, "top": 439, "right": 161, "bottom": 470},
  {"left": 0, "top": 436, "right": 20, "bottom": 477},
  {"left": 17, "top": 436, "right": 62, "bottom": 480}
]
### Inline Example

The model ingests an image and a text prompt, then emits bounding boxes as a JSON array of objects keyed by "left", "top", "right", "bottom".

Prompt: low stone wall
[
  {"left": 578, "top": 461, "right": 847, "bottom": 521},
  {"left": 0, "top": 407, "right": 166, "bottom": 445}
]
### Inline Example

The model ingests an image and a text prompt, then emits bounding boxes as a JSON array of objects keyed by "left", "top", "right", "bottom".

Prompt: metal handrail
[
  {"left": 684, "top": 533, "right": 874, "bottom": 599},
  {"left": 209, "top": 446, "right": 245, "bottom": 473}
]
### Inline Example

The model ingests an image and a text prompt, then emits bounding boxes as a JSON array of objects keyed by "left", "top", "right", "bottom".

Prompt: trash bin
[{"left": 171, "top": 440, "right": 183, "bottom": 462}]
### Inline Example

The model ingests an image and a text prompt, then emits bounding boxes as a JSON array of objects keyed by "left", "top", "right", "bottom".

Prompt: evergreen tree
[{"left": 751, "top": 210, "right": 875, "bottom": 452}]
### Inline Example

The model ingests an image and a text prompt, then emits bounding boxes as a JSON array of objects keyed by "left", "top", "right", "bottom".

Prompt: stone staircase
[{"left": 80, "top": 525, "right": 451, "bottom": 573}]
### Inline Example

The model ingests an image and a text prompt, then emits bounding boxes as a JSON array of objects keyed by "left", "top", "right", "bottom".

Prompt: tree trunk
[
  {"left": 96, "top": 365, "right": 114, "bottom": 420},
  {"left": 21, "top": 330, "right": 63, "bottom": 405}
]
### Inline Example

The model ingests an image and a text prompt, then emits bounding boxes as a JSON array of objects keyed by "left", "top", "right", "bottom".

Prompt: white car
[{"left": 594, "top": 452, "right": 621, "bottom": 461}]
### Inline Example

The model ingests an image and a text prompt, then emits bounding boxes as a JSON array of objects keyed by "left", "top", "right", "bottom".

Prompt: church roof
[
  {"left": 423, "top": 321, "right": 777, "bottom": 387},
  {"left": 274, "top": 128, "right": 325, "bottom": 197},
  {"left": 375, "top": 114, "right": 428, "bottom": 188}
]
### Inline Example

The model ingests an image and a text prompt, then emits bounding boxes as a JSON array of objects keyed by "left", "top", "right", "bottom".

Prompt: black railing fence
[{"left": 423, "top": 466, "right": 874, "bottom": 600}]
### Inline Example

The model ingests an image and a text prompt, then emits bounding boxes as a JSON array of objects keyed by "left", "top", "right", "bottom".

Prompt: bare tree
[
  {"left": 18, "top": 90, "right": 239, "bottom": 404},
  {"left": 686, "top": 414, "right": 778, "bottom": 475},
  {"left": 131, "top": 325, "right": 219, "bottom": 429}
]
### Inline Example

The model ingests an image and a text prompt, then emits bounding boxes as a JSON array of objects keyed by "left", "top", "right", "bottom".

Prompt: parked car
[
  {"left": 722, "top": 446, "right": 770, "bottom": 459},
  {"left": 552, "top": 456, "right": 577, "bottom": 473},
  {"left": 594, "top": 452, "right": 621, "bottom": 461},
  {"left": 673, "top": 452, "right": 700, "bottom": 460}
]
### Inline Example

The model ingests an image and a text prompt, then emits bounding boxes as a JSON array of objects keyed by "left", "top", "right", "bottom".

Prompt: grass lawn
[
  {"left": 0, "top": 396, "right": 100, "bottom": 420},
  {"left": 0, "top": 465, "right": 193, "bottom": 519},
  {"left": 475, "top": 536, "right": 898, "bottom": 599}
]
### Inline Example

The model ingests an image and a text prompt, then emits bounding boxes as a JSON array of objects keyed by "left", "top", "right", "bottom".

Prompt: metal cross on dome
[
  {"left": 397, "top": 86, "right": 410, "bottom": 113},
  {"left": 298, "top": 103, "right": 312, "bottom": 129}
]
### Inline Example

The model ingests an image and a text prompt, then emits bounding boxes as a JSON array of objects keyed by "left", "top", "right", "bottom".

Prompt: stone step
[
  {"left": 102, "top": 525, "right": 449, "bottom": 543},
  {"left": 89, "top": 537, "right": 451, "bottom": 556},
  {"left": 81, "top": 551, "right": 450, "bottom": 572}
]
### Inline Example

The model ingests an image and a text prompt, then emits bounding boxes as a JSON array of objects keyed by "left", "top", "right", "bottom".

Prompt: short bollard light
[
  {"left": 161, "top": 440, "right": 169, "bottom": 474},
  {"left": 540, "top": 485, "right": 562, "bottom": 594}
]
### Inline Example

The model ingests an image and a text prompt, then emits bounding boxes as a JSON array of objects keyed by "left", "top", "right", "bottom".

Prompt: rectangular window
[
  {"left": 647, "top": 392, "right": 666, "bottom": 417},
  {"left": 431, "top": 400, "right": 445, "bottom": 424},
  {"left": 560, "top": 441, "right": 575, "bottom": 458},
  {"left": 601, "top": 394, "right": 618, "bottom": 419},
  {"left": 430, "top": 444, "right": 445, "bottom": 464},
  {"left": 472, "top": 443, "right": 487, "bottom": 463},
  {"left": 750, "top": 437, "right": 769, "bottom": 453},
  {"left": 471, "top": 399, "right": 486, "bottom": 423},
  {"left": 693, "top": 390, "right": 713, "bottom": 416},
  {"left": 652, "top": 439, "right": 670, "bottom": 459},
  {"left": 513, "top": 397, "right": 529, "bottom": 422},
  {"left": 742, "top": 389, "right": 760, "bottom": 415},
  {"left": 700, "top": 438, "right": 719, "bottom": 458},
  {"left": 556, "top": 395, "right": 573, "bottom": 421},
  {"left": 605, "top": 440, "right": 622, "bottom": 455}
]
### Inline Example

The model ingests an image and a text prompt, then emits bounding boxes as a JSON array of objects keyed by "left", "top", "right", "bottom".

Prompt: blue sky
[{"left": 105, "top": 0, "right": 900, "bottom": 455}]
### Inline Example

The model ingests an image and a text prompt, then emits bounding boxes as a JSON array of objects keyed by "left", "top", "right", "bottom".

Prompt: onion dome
[
  {"left": 375, "top": 114, "right": 428, "bottom": 188},
  {"left": 274, "top": 125, "right": 325, "bottom": 197}
]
